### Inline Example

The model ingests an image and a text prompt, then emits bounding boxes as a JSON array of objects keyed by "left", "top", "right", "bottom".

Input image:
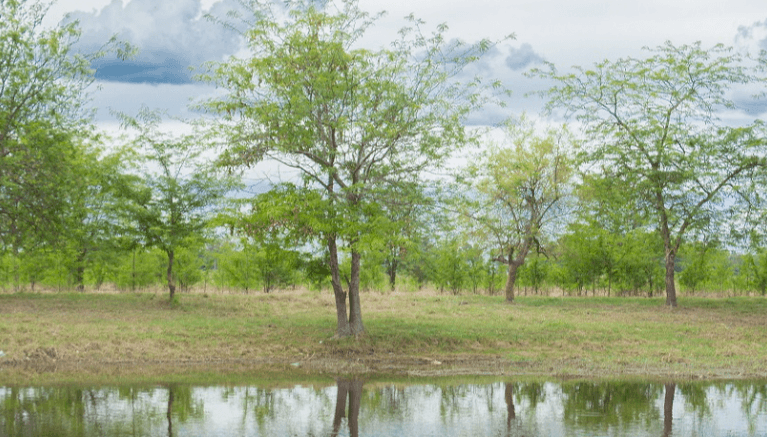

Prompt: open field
[{"left": 1, "top": 289, "right": 767, "bottom": 385}]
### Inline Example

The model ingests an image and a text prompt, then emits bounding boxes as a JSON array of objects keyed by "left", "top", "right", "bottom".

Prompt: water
[{"left": 1, "top": 379, "right": 766, "bottom": 436}]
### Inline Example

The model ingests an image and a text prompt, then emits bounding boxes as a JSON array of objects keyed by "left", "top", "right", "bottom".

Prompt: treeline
[
  {"left": 3, "top": 225, "right": 766, "bottom": 297},
  {"left": 5, "top": 0, "right": 767, "bottom": 340}
]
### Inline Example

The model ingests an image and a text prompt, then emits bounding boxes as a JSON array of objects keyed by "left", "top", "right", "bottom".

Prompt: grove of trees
[{"left": 3, "top": 0, "right": 767, "bottom": 336}]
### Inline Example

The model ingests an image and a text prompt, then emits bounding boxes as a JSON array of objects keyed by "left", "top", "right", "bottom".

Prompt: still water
[{"left": 2, "top": 379, "right": 766, "bottom": 436}]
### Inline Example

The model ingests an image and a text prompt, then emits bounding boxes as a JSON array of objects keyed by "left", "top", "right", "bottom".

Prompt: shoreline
[
  {"left": 3, "top": 354, "right": 766, "bottom": 386},
  {"left": 2, "top": 291, "right": 766, "bottom": 385}
]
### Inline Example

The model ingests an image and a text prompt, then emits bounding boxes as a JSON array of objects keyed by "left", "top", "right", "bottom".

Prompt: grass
[{"left": 1, "top": 289, "right": 766, "bottom": 384}]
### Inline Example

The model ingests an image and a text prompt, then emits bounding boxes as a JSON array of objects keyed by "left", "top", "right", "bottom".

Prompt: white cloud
[{"left": 66, "top": 0, "right": 243, "bottom": 84}]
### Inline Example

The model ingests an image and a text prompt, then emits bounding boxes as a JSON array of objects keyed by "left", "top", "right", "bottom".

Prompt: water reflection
[
  {"left": 1, "top": 379, "right": 766, "bottom": 436},
  {"left": 331, "top": 379, "right": 362, "bottom": 437},
  {"left": 664, "top": 383, "right": 674, "bottom": 437}
]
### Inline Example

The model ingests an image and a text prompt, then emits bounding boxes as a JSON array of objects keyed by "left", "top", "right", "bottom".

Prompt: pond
[{"left": 2, "top": 379, "right": 766, "bottom": 436}]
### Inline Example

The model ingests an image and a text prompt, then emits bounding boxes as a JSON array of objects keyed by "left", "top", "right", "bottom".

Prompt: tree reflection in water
[
  {"left": 505, "top": 383, "right": 515, "bottom": 426},
  {"left": 664, "top": 383, "right": 675, "bottom": 437},
  {"left": 167, "top": 385, "right": 174, "bottom": 437},
  {"left": 1, "top": 379, "right": 766, "bottom": 436},
  {"left": 331, "top": 378, "right": 363, "bottom": 437}
]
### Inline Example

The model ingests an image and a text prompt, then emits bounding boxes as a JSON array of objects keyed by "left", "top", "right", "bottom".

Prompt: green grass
[{"left": 1, "top": 290, "right": 766, "bottom": 384}]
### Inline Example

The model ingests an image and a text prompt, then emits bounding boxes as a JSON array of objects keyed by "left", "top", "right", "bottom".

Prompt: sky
[{"left": 44, "top": 0, "right": 767, "bottom": 129}]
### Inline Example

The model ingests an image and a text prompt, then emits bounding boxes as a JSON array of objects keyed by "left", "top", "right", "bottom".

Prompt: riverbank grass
[{"left": 1, "top": 290, "right": 766, "bottom": 384}]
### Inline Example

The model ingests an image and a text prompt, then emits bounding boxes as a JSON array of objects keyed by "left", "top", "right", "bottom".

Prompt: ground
[{"left": 1, "top": 288, "right": 766, "bottom": 385}]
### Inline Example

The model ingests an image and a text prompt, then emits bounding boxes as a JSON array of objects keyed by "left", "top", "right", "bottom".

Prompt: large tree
[
  {"left": 458, "top": 117, "right": 574, "bottom": 302},
  {"left": 200, "top": 0, "right": 509, "bottom": 336},
  {"left": 0, "top": 0, "right": 131, "bottom": 254},
  {"left": 534, "top": 42, "right": 767, "bottom": 307}
]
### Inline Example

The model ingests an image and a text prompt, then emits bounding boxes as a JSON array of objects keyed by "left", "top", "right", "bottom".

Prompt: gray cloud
[
  {"left": 505, "top": 43, "right": 546, "bottom": 71},
  {"left": 67, "top": 0, "right": 243, "bottom": 84}
]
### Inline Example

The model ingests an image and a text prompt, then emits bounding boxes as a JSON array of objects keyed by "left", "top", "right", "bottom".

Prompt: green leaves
[
  {"left": 534, "top": 40, "right": 767, "bottom": 305},
  {"left": 114, "top": 110, "right": 236, "bottom": 299},
  {"left": 0, "top": 0, "right": 134, "bottom": 253},
  {"left": 198, "top": 0, "right": 511, "bottom": 332},
  {"left": 460, "top": 116, "right": 575, "bottom": 259}
]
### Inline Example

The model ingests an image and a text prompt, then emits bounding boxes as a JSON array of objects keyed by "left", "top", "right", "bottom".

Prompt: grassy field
[{"left": 1, "top": 289, "right": 766, "bottom": 384}]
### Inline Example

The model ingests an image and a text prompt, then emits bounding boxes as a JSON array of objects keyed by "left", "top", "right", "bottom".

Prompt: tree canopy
[
  {"left": 458, "top": 116, "right": 575, "bottom": 302},
  {"left": 200, "top": 0, "right": 510, "bottom": 336},
  {"left": 0, "top": 0, "right": 132, "bottom": 253},
  {"left": 533, "top": 41, "right": 767, "bottom": 307}
]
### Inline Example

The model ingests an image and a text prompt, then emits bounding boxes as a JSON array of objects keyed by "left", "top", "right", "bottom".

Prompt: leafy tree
[
  {"left": 426, "top": 238, "right": 470, "bottom": 294},
  {"left": 517, "top": 252, "right": 550, "bottom": 295},
  {"left": 0, "top": 0, "right": 131, "bottom": 255},
  {"left": 459, "top": 117, "right": 574, "bottom": 302},
  {"left": 217, "top": 241, "right": 260, "bottom": 293},
  {"left": 200, "top": 0, "right": 509, "bottom": 336},
  {"left": 555, "top": 225, "right": 604, "bottom": 295},
  {"left": 113, "top": 247, "right": 165, "bottom": 291},
  {"left": 222, "top": 184, "right": 317, "bottom": 292},
  {"left": 380, "top": 184, "right": 431, "bottom": 291},
  {"left": 59, "top": 147, "right": 136, "bottom": 291},
  {"left": 534, "top": 42, "right": 767, "bottom": 306},
  {"left": 734, "top": 249, "right": 767, "bottom": 295},
  {"left": 678, "top": 240, "right": 718, "bottom": 294},
  {"left": 118, "top": 109, "right": 234, "bottom": 301}
]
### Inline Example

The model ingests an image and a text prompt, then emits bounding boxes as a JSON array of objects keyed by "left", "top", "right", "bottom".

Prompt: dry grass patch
[{"left": 2, "top": 291, "right": 767, "bottom": 384}]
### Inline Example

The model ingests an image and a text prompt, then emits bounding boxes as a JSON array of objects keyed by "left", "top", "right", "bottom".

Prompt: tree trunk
[
  {"left": 331, "top": 379, "right": 362, "bottom": 437},
  {"left": 664, "top": 248, "right": 678, "bottom": 307},
  {"left": 348, "top": 248, "right": 365, "bottom": 336},
  {"left": 505, "top": 383, "right": 516, "bottom": 429},
  {"left": 167, "top": 249, "right": 176, "bottom": 301},
  {"left": 348, "top": 379, "right": 362, "bottom": 437},
  {"left": 167, "top": 385, "right": 175, "bottom": 437},
  {"left": 328, "top": 236, "right": 351, "bottom": 337},
  {"left": 331, "top": 380, "right": 348, "bottom": 437},
  {"left": 132, "top": 248, "right": 137, "bottom": 292},
  {"left": 387, "top": 257, "right": 398, "bottom": 291},
  {"left": 503, "top": 240, "right": 533, "bottom": 303},
  {"left": 74, "top": 249, "right": 87, "bottom": 292},
  {"left": 505, "top": 262, "right": 519, "bottom": 303},
  {"left": 663, "top": 383, "right": 675, "bottom": 437}
]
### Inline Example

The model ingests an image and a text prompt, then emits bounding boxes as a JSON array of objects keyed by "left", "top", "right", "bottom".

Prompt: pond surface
[{"left": 1, "top": 379, "right": 766, "bottom": 436}]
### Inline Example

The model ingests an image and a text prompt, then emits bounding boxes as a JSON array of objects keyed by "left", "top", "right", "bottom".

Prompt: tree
[
  {"left": 0, "top": 0, "right": 132, "bottom": 255},
  {"left": 535, "top": 42, "right": 767, "bottom": 306},
  {"left": 740, "top": 249, "right": 767, "bottom": 295},
  {"left": 459, "top": 117, "right": 574, "bottom": 302},
  {"left": 60, "top": 147, "right": 136, "bottom": 291},
  {"left": 200, "top": 0, "right": 509, "bottom": 336},
  {"left": 118, "top": 109, "right": 234, "bottom": 301},
  {"left": 379, "top": 183, "right": 430, "bottom": 292}
]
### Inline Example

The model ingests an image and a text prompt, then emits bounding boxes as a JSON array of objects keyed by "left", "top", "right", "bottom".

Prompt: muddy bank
[{"left": 3, "top": 349, "right": 764, "bottom": 385}]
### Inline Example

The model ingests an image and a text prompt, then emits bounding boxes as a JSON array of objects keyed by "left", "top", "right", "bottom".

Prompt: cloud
[
  {"left": 88, "top": 81, "right": 215, "bottom": 121},
  {"left": 735, "top": 19, "right": 767, "bottom": 56},
  {"left": 66, "top": 0, "right": 243, "bottom": 84},
  {"left": 505, "top": 43, "right": 546, "bottom": 71}
]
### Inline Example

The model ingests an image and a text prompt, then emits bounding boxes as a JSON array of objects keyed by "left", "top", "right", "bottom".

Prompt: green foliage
[
  {"left": 734, "top": 249, "right": 767, "bottom": 295},
  {"left": 116, "top": 109, "right": 235, "bottom": 300},
  {"left": 113, "top": 248, "right": 166, "bottom": 291},
  {"left": 678, "top": 241, "right": 732, "bottom": 294},
  {"left": 534, "top": 41, "right": 767, "bottom": 306},
  {"left": 556, "top": 223, "right": 665, "bottom": 296},
  {"left": 210, "top": 238, "right": 302, "bottom": 294},
  {"left": 0, "top": 0, "right": 131, "bottom": 252},
  {"left": 457, "top": 116, "right": 575, "bottom": 300},
  {"left": 172, "top": 241, "right": 206, "bottom": 291},
  {"left": 424, "top": 238, "right": 472, "bottom": 295},
  {"left": 516, "top": 253, "right": 551, "bottom": 295},
  {"left": 200, "top": 0, "right": 510, "bottom": 335}
]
